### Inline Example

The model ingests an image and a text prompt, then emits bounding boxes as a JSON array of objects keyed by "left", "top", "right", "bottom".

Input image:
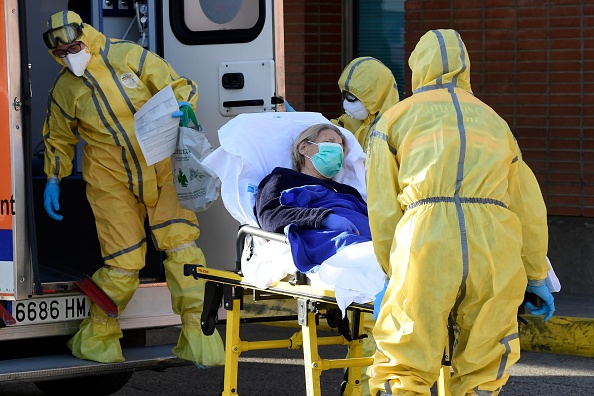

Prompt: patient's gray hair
[{"left": 292, "top": 123, "right": 348, "bottom": 172}]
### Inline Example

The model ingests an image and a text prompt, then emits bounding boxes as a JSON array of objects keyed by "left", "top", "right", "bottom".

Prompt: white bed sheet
[{"left": 203, "top": 112, "right": 386, "bottom": 314}]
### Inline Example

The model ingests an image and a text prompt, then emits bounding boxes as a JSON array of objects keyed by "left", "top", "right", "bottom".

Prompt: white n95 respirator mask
[
  {"left": 343, "top": 99, "right": 369, "bottom": 120},
  {"left": 64, "top": 48, "right": 92, "bottom": 77}
]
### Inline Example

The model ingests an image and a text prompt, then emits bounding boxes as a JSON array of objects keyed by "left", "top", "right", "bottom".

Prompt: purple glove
[{"left": 321, "top": 214, "right": 359, "bottom": 234}]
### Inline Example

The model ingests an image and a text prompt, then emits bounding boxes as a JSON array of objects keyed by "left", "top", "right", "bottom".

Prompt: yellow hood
[
  {"left": 409, "top": 29, "right": 472, "bottom": 94},
  {"left": 336, "top": 57, "right": 400, "bottom": 150},
  {"left": 338, "top": 57, "right": 399, "bottom": 116},
  {"left": 46, "top": 11, "right": 106, "bottom": 68}
]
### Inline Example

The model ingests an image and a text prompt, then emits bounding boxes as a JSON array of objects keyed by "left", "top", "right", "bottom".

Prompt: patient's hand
[{"left": 321, "top": 214, "right": 360, "bottom": 235}]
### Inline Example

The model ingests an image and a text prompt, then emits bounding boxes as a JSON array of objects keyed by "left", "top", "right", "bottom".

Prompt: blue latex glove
[
  {"left": 172, "top": 101, "right": 190, "bottom": 123},
  {"left": 43, "top": 177, "right": 63, "bottom": 221},
  {"left": 320, "top": 213, "right": 359, "bottom": 234},
  {"left": 285, "top": 100, "right": 296, "bottom": 112},
  {"left": 373, "top": 280, "right": 388, "bottom": 321},
  {"left": 525, "top": 281, "right": 555, "bottom": 322}
]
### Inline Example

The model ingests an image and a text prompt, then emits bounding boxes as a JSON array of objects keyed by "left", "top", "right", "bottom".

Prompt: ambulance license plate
[{"left": 7, "top": 295, "right": 89, "bottom": 325}]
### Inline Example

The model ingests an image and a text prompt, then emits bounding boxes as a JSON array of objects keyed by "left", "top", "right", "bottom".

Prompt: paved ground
[
  {"left": 550, "top": 293, "right": 594, "bottom": 318},
  {"left": 2, "top": 318, "right": 594, "bottom": 396},
  {"left": 1, "top": 292, "right": 592, "bottom": 396}
]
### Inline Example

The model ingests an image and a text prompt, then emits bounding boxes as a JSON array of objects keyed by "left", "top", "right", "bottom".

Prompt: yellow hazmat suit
[
  {"left": 42, "top": 11, "right": 224, "bottom": 365},
  {"left": 333, "top": 57, "right": 399, "bottom": 396},
  {"left": 333, "top": 57, "right": 400, "bottom": 153},
  {"left": 366, "top": 30, "right": 549, "bottom": 396}
]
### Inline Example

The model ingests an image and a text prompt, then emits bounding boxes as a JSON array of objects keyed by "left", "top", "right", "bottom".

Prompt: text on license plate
[{"left": 7, "top": 295, "right": 90, "bottom": 325}]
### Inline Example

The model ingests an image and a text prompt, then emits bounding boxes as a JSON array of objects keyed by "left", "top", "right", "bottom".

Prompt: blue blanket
[{"left": 280, "top": 185, "right": 371, "bottom": 273}]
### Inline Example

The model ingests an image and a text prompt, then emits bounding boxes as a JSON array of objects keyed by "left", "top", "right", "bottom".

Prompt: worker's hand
[
  {"left": 172, "top": 101, "right": 196, "bottom": 127},
  {"left": 525, "top": 281, "right": 555, "bottom": 322},
  {"left": 321, "top": 213, "right": 359, "bottom": 234},
  {"left": 373, "top": 280, "right": 388, "bottom": 321},
  {"left": 172, "top": 101, "right": 190, "bottom": 118},
  {"left": 285, "top": 100, "right": 296, "bottom": 112},
  {"left": 43, "top": 177, "right": 63, "bottom": 221},
  {"left": 172, "top": 101, "right": 190, "bottom": 123}
]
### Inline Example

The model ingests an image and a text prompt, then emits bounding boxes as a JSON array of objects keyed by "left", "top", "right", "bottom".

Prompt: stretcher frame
[{"left": 185, "top": 225, "right": 452, "bottom": 396}]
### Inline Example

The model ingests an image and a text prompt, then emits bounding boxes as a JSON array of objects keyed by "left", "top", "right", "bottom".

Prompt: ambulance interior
[{"left": 24, "top": 1, "right": 157, "bottom": 291}]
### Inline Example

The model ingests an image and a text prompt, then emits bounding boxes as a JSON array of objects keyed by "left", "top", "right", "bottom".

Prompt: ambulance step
[{"left": 0, "top": 344, "right": 189, "bottom": 383}]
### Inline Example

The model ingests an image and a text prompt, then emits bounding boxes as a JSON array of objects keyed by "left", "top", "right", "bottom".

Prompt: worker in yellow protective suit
[
  {"left": 333, "top": 57, "right": 400, "bottom": 154},
  {"left": 333, "top": 57, "right": 399, "bottom": 396},
  {"left": 366, "top": 29, "right": 554, "bottom": 396},
  {"left": 41, "top": 11, "right": 224, "bottom": 366}
]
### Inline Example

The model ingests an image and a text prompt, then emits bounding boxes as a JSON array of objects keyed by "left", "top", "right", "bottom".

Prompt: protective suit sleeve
[
  {"left": 507, "top": 139, "right": 549, "bottom": 281},
  {"left": 332, "top": 113, "right": 363, "bottom": 138},
  {"left": 42, "top": 86, "right": 80, "bottom": 180},
  {"left": 366, "top": 118, "right": 404, "bottom": 275},
  {"left": 135, "top": 49, "right": 199, "bottom": 110}
]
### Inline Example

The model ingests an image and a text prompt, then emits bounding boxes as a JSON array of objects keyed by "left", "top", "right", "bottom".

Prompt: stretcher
[{"left": 184, "top": 224, "right": 453, "bottom": 396}]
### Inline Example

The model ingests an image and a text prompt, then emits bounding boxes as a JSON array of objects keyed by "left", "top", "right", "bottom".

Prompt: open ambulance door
[
  {"left": 1, "top": 0, "right": 35, "bottom": 301},
  {"left": 1, "top": 0, "right": 180, "bottom": 330},
  {"left": 160, "top": 0, "right": 286, "bottom": 269}
]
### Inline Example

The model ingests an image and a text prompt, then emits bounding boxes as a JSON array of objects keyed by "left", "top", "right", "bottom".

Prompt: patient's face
[
  {"left": 300, "top": 128, "right": 345, "bottom": 159},
  {"left": 298, "top": 128, "right": 345, "bottom": 179}
]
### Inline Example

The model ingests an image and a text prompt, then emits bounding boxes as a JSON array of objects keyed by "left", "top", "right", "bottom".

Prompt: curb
[
  {"left": 518, "top": 314, "right": 594, "bottom": 358},
  {"left": 240, "top": 302, "right": 594, "bottom": 358}
]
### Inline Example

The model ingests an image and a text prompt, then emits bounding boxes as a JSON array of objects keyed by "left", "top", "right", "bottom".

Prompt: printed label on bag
[
  {"left": 176, "top": 168, "right": 189, "bottom": 187},
  {"left": 177, "top": 188, "right": 207, "bottom": 199},
  {"left": 174, "top": 148, "right": 191, "bottom": 156},
  {"left": 174, "top": 167, "right": 208, "bottom": 187},
  {"left": 247, "top": 184, "right": 257, "bottom": 193}
]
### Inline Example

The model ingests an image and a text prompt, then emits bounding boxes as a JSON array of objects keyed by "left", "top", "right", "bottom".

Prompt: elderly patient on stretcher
[
  {"left": 255, "top": 124, "right": 367, "bottom": 267},
  {"left": 253, "top": 123, "right": 385, "bottom": 314},
  {"left": 201, "top": 113, "right": 386, "bottom": 315}
]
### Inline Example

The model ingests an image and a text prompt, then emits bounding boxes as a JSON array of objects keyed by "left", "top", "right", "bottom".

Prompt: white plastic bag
[
  {"left": 171, "top": 125, "right": 221, "bottom": 212},
  {"left": 546, "top": 256, "right": 561, "bottom": 293}
]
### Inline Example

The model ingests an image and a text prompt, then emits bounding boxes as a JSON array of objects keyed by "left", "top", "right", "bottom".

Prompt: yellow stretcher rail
[{"left": 185, "top": 265, "right": 452, "bottom": 396}]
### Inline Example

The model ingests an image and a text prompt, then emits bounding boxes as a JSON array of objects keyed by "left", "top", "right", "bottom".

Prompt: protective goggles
[
  {"left": 43, "top": 23, "right": 83, "bottom": 50},
  {"left": 52, "top": 42, "right": 83, "bottom": 58},
  {"left": 342, "top": 91, "right": 359, "bottom": 102}
]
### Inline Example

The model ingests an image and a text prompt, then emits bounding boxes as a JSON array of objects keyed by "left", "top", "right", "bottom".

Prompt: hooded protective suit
[
  {"left": 366, "top": 30, "right": 549, "bottom": 396},
  {"left": 333, "top": 57, "right": 400, "bottom": 153},
  {"left": 42, "top": 11, "right": 224, "bottom": 365},
  {"left": 332, "top": 57, "right": 399, "bottom": 396}
]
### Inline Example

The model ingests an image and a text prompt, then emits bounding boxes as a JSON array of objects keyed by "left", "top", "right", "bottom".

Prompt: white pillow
[{"left": 202, "top": 112, "right": 367, "bottom": 226}]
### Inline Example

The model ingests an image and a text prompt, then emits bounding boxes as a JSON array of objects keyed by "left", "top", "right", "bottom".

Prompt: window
[
  {"left": 170, "top": 0, "right": 265, "bottom": 45},
  {"left": 355, "top": 0, "right": 405, "bottom": 98}
]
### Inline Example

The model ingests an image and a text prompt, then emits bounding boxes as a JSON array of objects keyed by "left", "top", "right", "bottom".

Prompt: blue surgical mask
[{"left": 305, "top": 141, "right": 344, "bottom": 178}]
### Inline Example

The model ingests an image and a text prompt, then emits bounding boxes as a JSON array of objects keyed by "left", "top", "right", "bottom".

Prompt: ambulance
[{"left": 0, "top": 0, "right": 284, "bottom": 393}]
